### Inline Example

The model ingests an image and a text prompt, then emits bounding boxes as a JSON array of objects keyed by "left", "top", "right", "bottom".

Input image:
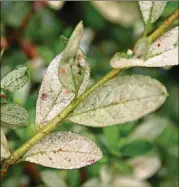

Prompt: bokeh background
[{"left": 1, "top": 1, "right": 178, "bottom": 187}]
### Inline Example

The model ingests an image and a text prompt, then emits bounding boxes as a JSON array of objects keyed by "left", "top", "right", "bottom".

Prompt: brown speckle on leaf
[
  {"left": 40, "top": 93, "right": 48, "bottom": 100},
  {"left": 89, "top": 159, "right": 95, "bottom": 165}
]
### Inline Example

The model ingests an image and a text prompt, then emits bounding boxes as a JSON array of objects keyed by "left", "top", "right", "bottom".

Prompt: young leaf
[
  {"left": 1, "top": 129, "right": 10, "bottom": 160},
  {"left": 139, "top": 1, "right": 167, "bottom": 24},
  {"left": 69, "top": 75, "right": 167, "bottom": 127},
  {"left": 129, "top": 115, "right": 169, "bottom": 141},
  {"left": 111, "top": 26, "right": 179, "bottom": 68},
  {"left": 36, "top": 23, "right": 90, "bottom": 128},
  {"left": 1, "top": 103, "right": 28, "bottom": 129},
  {"left": 1, "top": 67, "right": 29, "bottom": 92},
  {"left": 22, "top": 132, "right": 103, "bottom": 169},
  {"left": 59, "top": 22, "right": 90, "bottom": 94},
  {"left": 120, "top": 140, "right": 154, "bottom": 157},
  {"left": 127, "top": 154, "right": 161, "bottom": 180}
]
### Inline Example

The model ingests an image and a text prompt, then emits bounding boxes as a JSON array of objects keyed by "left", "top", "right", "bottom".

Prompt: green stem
[
  {"left": 148, "top": 8, "right": 179, "bottom": 43},
  {"left": 0, "top": 69, "right": 121, "bottom": 179},
  {"left": 1, "top": 8, "right": 178, "bottom": 180}
]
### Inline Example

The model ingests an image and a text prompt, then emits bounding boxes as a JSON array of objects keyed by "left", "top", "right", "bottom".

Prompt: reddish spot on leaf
[
  {"left": 59, "top": 67, "right": 66, "bottom": 73},
  {"left": 40, "top": 93, "right": 48, "bottom": 100},
  {"left": 57, "top": 148, "right": 62, "bottom": 152},
  {"left": 157, "top": 43, "right": 161, "bottom": 47},
  {"left": 64, "top": 89, "right": 70, "bottom": 94},
  {"left": 89, "top": 159, "right": 95, "bottom": 165}
]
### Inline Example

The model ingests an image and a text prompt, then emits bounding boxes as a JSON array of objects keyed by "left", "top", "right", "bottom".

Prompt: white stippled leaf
[
  {"left": 1, "top": 129, "right": 10, "bottom": 160},
  {"left": 69, "top": 75, "right": 167, "bottom": 127},
  {"left": 129, "top": 115, "right": 169, "bottom": 141},
  {"left": 23, "top": 132, "right": 103, "bottom": 169},
  {"left": 139, "top": 1, "right": 167, "bottom": 24},
  {"left": 111, "top": 27, "right": 178, "bottom": 68},
  {"left": 1, "top": 103, "right": 28, "bottom": 129},
  {"left": 91, "top": 1, "right": 140, "bottom": 27},
  {"left": 112, "top": 175, "right": 151, "bottom": 187},
  {"left": 1, "top": 67, "right": 29, "bottom": 92},
  {"left": 36, "top": 23, "right": 90, "bottom": 128},
  {"left": 127, "top": 154, "right": 161, "bottom": 180}
]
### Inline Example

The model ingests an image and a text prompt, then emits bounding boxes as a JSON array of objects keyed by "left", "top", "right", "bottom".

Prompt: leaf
[
  {"left": 69, "top": 75, "right": 167, "bottom": 127},
  {"left": 82, "top": 178, "right": 102, "bottom": 187},
  {"left": 59, "top": 21, "right": 90, "bottom": 94},
  {"left": 36, "top": 23, "right": 90, "bottom": 128},
  {"left": 127, "top": 154, "right": 161, "bottom": 180},
  {"left": 91, "top": 2, "right": 140, "bottom": 27},
  {"left": 1, "top": 103, "right": 28, "bottom": 129},
  {"left": 120, "top": 140, "right": 154, "bottom": 157},
  {"left": 139, "top": 1, "right": 167, "bottom": 24},
  {"left": 40, "top": 170, "right": 67, "bottom": 187},
  {"left": 111, "top": 26, "right": 179, "bottom": 68},
  {"left": 46, "top": 1, "right": 65, "bottom": 10},
  {"left": 22, "top": 132, "right": 103, "bottom": 169},
  {"left": 103, "top": 126, "right": 119, "bottom": 148},
  {"left": 1, "top": 129, "right": 10, "bottom": 160},
  {"left": 1, "top": 67, "right": 29, "bottom": 92},
  {"left": 112, "top": 175, "right": 151, "bottom": 187},
  {"left": 129, "top": 115, "right": 169, "bottom": 141}
]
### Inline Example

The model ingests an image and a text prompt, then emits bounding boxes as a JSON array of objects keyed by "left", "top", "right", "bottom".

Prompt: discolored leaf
[
  {"left": 120, "top": 140, "right": 154, "bottom": 157},
  {"left": 36, "top": 23, "right": 90, "bottom": 128},
  {"left": 111, "top": 27, "right": 178, "bottom": 68},
  {"left": 82, "top": 178, "right": 102, "bottom": 187},
  {"left": 1, "top": 129, "right": 10, "bottom": 160},
  {"left": 129, "top": 115, "right": 169, "bottom": 141},
  {"left": 40, "top": 170, "right": 67, "bottom": 187},
  {"left": 1, "top": 103, "right": 28, "bottom": 129},
  {"left": 69, "top": 75, "right": 167, "bottom": 127},
  {"left": 22, "top": 132, "right": 103, "bottom": 169},
  {"left": 139, "top": 1, "right": 167, "bottom": 24},
  {"left": 112, "top": 175, "right": 151, "bottom": 187},
  {"left": 46, "top": 1, "right": 65, "bottom": 10},
  {"left": 127, "top": 154, "right": 161, "bottom": 180},
  {"left": 91, "top": 1, "right": 140, "bottom": 27},
  {"left": 1, "top": 67, "right": 29, "bottom": 92}
]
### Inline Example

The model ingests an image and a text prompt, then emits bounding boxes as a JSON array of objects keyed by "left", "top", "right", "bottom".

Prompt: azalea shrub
[{"left": 0, "top": 1, "right": 178, "bottom": 187}]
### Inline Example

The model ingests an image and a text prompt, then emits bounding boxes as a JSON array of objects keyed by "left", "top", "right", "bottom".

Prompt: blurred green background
[{"left": 0, "top": 1, "right": 178, "bottom": 187}]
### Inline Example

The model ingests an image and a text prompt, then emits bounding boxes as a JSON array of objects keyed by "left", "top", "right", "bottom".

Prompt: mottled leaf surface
[
  {"left": 127, "top": 154, "right": 161, "bottom": 180},
  {"left": 1, "top": 67, "right": 29, "bottom": 92},
  {"left": 1, "top": 129, "right": 10, "bottom": 160},
  {"left": 139, "top": 1, "right": 167, "bottom": 24},
  {"left": 111, "top": 27, "right": 179, "bottom": 68},
  {"left": 1, "top": 103, "right": 28, "bottom": 129},
  {"left": 69, "top": 75, "right": 167, "bottom": 127},
  {"left": 23, "top": 132, "right": 103, "bottom": 169},
  {"left": 36, "top": 22, "right": 90, "bottom": 128}
]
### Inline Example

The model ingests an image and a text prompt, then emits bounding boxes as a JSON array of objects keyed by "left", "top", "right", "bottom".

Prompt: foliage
[{"left": 0, "top": 1, "right": 178, "bottom": 187}]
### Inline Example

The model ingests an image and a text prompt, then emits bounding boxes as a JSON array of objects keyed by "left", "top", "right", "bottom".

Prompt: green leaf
[
  {"left": 1, "top": 129, "right": 10, "bottom": 160},
  {"left": 1, "top": 67, "right": 29, "bottom": 92},
  {"left": 22, "top": 132, "right": 103, "bottom": 169},
  {"left": 67, "top": 170, "right": 80, "bottom": 187},
  {"left": 103, "top": 126, "right": 119, "bottom": 148},
  {"left": 139, "top": 1, "right": 168, "bottom": 24},
  {"left": 1, "top": 103, "right": 28, "bottom": 129},
  {"left": 1, "top": 1, "right": 30, "bottom": 28},
  {"left": 69, "top": 75, "right": 168, "bottom": 127},
  {"left": 120, "top": 140, "right": 154, "bottom": 157}
]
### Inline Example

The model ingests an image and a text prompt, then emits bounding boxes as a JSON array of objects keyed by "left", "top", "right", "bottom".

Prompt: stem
[
  {"left": 0, "top": 69, "right": 121, "bottom": 179},
  {"left": 1, "top": 8, "right": 178, "bottom": 180},
  {"left": 148, "top": 8, "right": 179, "bottom": 43}
]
